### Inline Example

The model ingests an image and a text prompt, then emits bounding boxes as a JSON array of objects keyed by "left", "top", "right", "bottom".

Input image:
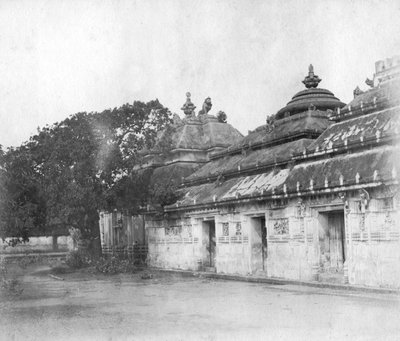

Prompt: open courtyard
[{"left": 1, "top": 263, "right": 399, "bottom": 341}]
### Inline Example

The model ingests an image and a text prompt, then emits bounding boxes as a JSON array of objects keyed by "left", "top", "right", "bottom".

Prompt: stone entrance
[
  {"left": 202, "top": 220, "right": 216, "bottom": 269},
  {"left": 318, "top": 210, "right": 346, "bottom": 283},
  {"left": 250, "top": 216, "right": 267, "bottom": 274}
]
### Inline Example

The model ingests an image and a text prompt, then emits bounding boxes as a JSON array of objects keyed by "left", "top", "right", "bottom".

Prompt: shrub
[
  {"left": 17, "top": 255, "right": 42, "bottom": 269},
  {"left": 65, "top": 250, "right": 92, "bottom": 268},
  {"left": 95, "top": 256, "right": 136, "bottom": 274},
  {"left": 0, "top": 256, "right": 23, "bottom": 296}
]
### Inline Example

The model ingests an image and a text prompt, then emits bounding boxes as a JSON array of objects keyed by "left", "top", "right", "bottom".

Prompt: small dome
[{"left": 276, "top": 65, "right": 345, "bottom": 119}]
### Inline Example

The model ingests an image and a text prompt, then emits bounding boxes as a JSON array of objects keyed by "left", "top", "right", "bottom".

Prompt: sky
[{"left": 0, "top": 0, "right": 400, "bottom": 148}]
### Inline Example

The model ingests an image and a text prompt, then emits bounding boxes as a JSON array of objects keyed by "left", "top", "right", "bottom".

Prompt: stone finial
[
  {"left": 302, "top": 64, "right": 322, "bottom": 88},
  {"left": 353, "top": 86, "right": 364, "bottom": 98},
  {"left": 198, "top": 97, "right": 212, "bottom": 116},
  {"left": 365, "top": 78, "right": 374, "bottom": 88},
  {"left": 217, "top": 111, "right": 227, "bottom": 123},
  {"left": 265, "top": 115, "right": 275, "bottom": 133},
  {"left": 181, "top": 92, "right": 196, "bottom": 117}
]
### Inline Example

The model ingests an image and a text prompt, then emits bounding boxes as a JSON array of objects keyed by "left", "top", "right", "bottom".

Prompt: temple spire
[{"left": 302, "top": 64, "right": 321, "bottom": 89}]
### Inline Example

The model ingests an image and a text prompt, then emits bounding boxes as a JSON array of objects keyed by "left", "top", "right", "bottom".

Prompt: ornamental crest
[
  {"left": 384, "top": 211, "right": 394, "bottom": 230},
  {"left": 222, "top": 223, "right": 229, "bottom": 236},
  {"left": 273, "top": 218, "right": 289, "bottom": 235},
  {"left": 235, "top": 222, "right": 242, "bottom": 236}
]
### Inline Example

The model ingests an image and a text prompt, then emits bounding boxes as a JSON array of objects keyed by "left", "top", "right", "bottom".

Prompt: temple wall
[
  {"left": 214, "top": 213, "right": 251, "bottom": 275},
  {"left": 264, "top": 207, "right": 315, "bottom": 281},
  {"left": 345, "top": 190, "right": 400, "bottom": 289},
  {"left": 145, "top": 186, "right": 400, "bottom": 289},
  {"left": 146, "top": 217, "right": 203, "bottom": 270},
  {"left": 146, "top": 203, "right": 317, "bottom": 279}
]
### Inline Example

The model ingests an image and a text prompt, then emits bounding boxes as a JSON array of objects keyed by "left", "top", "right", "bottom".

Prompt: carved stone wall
[{"left": 146, "top": 185, "right": 400, "bottom": 288}]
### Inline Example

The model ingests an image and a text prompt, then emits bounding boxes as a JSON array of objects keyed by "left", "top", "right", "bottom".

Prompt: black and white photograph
[{"left": 0, "top": 0, "right": 400, "bottom": 340}]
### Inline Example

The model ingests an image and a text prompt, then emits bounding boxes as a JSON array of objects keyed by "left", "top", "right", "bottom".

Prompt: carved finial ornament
[
  {"left": 181, "top": 92, "right": 196, "bottom": 117},
  {"left": 365, "top": 78, "right": 374, "bottom": 88},
  {"left": 302, "top": 64, "right": 322, "bottom": 89},
  {"left": 265, "top": 115, "right": 275, "bottom": 133},
  {"left": 353, "top": 86, "right": 364, "bottom": 98}
]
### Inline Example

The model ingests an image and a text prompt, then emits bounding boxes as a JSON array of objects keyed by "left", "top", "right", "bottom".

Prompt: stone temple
[{"left": 100, "top": 56, "right": 400, "bottom": 289}]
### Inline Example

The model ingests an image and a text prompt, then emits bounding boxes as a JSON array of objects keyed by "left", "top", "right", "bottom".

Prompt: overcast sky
[{"left": 1, "top": 0, "right": 400, "bottom": 148}]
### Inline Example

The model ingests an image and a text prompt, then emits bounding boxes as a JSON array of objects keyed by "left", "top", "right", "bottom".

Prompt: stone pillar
[
  {"left": 311, "top": 210, "right": 320, "bottom": 281},
  {"left": 343, "top": 208, "right": 352, "bottom": 284}
]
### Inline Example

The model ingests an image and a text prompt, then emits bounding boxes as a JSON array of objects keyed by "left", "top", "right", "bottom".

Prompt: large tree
[
  {"left": 1, "top": 100, "right": 172, "bottom": 254},
  {"left": 0, "top": 145, "right": 46, "bottom": 243}
]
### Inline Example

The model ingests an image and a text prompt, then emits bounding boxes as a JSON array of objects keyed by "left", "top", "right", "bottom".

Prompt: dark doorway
[
  {"left": 202, "top": 220, "right": 216, "bottom": 268},
  {"left": 261, "top": 217, "right": 267, "bottom": 267},
  {"left": 319, "top": 210, "right": 346, "bottom": 275},
  {"left": 250, "top": 216, "right": 267, "bottom": 273}
]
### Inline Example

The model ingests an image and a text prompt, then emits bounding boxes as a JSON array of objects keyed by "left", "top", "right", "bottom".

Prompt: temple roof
[
  {"left": 185, "top": 139, "right": 313, "bottom": 184},
  {"left": 166, "top": 145, "right": 399, "bottom": 211},
  {"left": 306, "top": 106, "right": 400, "bottom": 153},
  {"left": 276, "top": 65, "right": 345, "bottom": 119},
  {"left": 333, "top": 78, "right": 400, "bottom": 121},
  {"left": 159, "top": 58, "right": 400, "bottom": 213},
  {"left": 147, "top": 116, "right": 243, "bottom": 155},
  {"left": 170, "top": 118, "right": 243, "bottom": 150},
  {"left": 142, "top": 94, "right": 243, "bottom": 169},
  {"left": 212, "top": 110, "right": 330, "bottom": 159}
]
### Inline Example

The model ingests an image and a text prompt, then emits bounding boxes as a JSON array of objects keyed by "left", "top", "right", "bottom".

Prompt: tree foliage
[
  {"left": 0, "top": 100, "right": 173, "bottom": 251},
  {"left": 0, "top": 145, "right": 45, "bottom": 243}
]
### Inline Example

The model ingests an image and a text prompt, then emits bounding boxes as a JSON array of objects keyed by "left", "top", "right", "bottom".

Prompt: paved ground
[{"left": 1, "top": 264, "right": 400, "bottom": 341}]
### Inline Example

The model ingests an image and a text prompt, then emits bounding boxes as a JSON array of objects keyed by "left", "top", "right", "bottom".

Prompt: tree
[
  {"left": 0, "top": 100, "right": 172, "bottom": 255},
  {"left": 0, "top": 145, "right": 46, "bottom": 243}
]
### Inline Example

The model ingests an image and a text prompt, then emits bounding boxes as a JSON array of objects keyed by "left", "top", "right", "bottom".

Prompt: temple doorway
[
  {"left": 318, "top": 210, "right": 346, "bottom": 281},
  {"left": 250, "top": 216, "right": 267, "bottom": 273},
  {"left": 202, "top": 220, "right": 216, "bottom": 268}
]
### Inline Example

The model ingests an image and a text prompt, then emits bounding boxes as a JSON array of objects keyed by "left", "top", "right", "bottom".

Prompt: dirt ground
[{"left": 1, "top": 262, "right": 400, "bottom": 341}]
